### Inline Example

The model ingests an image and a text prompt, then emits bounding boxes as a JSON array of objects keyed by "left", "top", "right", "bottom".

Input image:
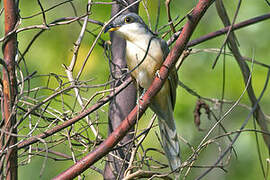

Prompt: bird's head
[{"left": 104, "top": 13, "right": 150, "bottom": 41}]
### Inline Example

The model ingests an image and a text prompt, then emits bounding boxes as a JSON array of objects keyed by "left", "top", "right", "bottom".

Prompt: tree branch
[
  {"left": 167, "top": 13, "right": 270, "bottom": 47},
  {"left": 1, "top": 0, "right": 19, "bottom": 179},
  {"left": 15, "top": 77, "right": 132, "bottom": 150},
  {"left": 52, "top": 0, "right": 214, "bottom": 179},
  {"left": 104, "top": 0, "right": 138, "bottom": 179},
  {"left": 215, "top": 0, "right": 270, "bottom": 150}
]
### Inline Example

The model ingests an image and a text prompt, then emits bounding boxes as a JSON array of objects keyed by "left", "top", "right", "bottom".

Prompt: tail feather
[
  {"left": 148, "top": 78, "right": 181, "bottom": 175},
  {"left": 158, "top": 116, "right": 181, "bottom": 172}
]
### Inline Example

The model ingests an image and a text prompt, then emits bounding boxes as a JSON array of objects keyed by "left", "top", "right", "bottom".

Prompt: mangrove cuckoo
[{"left": 105, "top": 13, "right": 181, "bottom": 174}]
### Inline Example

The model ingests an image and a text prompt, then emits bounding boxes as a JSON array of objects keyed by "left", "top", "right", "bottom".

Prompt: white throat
[{"left": 116, "top": 22, "right": 153, "bottom": 42}]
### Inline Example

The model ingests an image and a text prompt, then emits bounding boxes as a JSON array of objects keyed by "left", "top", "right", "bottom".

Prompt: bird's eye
[{"left": 125, "top": 17, "right": 133, "bottom": 23}]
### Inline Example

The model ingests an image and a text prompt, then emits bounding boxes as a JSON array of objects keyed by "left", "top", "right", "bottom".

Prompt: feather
[{"left": 107, "top": 12, "right": 181, "bottom": 177}]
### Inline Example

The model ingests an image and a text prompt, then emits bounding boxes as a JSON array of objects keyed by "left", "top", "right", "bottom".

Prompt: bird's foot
[
  {"left": 136, "top": 99, "right": 143, "bottom": 109},
  {"left": 140, "top": 89, "right": 146, "bottom": 99},
  {"left": 136, "top": 89, "right": 146, "bottom": 109},
  {"left": 155, "top": 70, "right": 161, "bottom": 78}
]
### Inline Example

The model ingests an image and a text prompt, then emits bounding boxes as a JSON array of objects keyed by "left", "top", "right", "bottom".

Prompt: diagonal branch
[
  {"left": 15, "top": 77, "right": 132, "bottom": 150},
  {"left": 52, "top": 0, "right": 215, "bottom": 179},
  {"left": 215, "top": 0, "right": 270, "bottom": 151},
  {"left": 167, "top": 13, "right": 270, "bottom": 47},
  {"left": 104, "top": 0, "right": 138, "bottom": 179},
  {"left": 1, "top": 0, "right": 19, "bottom": 179}
]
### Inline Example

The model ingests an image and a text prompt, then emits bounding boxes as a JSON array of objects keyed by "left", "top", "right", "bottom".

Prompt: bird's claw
[
  {"left": 136, "top": 89, "right": 146, "bottom": 109},
  {"left": 140, "top": 89, "right": 146, "bottom": 99},
  {"left": 136, "top": 99, "right": 143, "bottom": 109},
  {"left": 155, "top": 70, "right": 161, "bottom": 78}
]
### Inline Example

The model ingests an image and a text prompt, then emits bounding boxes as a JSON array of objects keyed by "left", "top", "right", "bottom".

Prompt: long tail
[{"left": 158, "top": 116, "right": 181, "bottom": 172}]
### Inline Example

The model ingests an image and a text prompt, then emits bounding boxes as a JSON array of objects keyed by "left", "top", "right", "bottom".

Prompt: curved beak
[{"left": 104, "top": 23, "right": 120, "bottom": 33}]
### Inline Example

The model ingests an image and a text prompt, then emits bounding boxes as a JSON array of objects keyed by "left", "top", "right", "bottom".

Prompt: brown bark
[
  {"left": 1, "top": 0, "right": 19, "bottom": 180},
  {"left": 104, "top": 1, "right": 138, "bottom": 179},
  {"left": 53, "top": 0, "right": 214, "bottom": 179}
]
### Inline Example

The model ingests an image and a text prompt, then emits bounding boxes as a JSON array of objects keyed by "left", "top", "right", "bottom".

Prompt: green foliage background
[{"left": 1, "top": 0, "right": 270, "bottom": 179}]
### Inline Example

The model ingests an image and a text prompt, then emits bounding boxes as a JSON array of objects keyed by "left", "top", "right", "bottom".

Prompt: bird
[{"left": 105, "top": 13, "right": 181, "bottom": 174}]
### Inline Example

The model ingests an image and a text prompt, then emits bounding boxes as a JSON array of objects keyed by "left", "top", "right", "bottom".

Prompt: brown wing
[{"left": 161, "top": 39, "right": 178, "bottom": 109}]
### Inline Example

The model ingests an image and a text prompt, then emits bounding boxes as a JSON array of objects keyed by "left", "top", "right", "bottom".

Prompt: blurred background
[{"left": 1, "top": 0, "right": 270, "bottom": 179}]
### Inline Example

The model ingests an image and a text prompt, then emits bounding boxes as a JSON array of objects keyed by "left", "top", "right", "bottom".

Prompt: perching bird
[{"left": 105, "top": 13, "right": 181, "bottom": 173}]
